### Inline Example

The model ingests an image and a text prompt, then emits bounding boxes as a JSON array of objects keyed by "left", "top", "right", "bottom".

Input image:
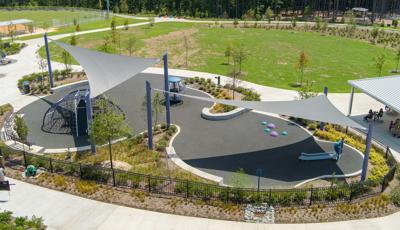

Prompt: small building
[{"left": 0, "top": 19, "right": 34, "bottom": 36}]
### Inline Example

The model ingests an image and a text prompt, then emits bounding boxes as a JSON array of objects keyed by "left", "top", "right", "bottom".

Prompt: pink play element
[
  {"left": 270, "top": 131, "right": 279, "bottom": 137},
  {"left": 267, "top": 123, "right": 276, "bottom": 129}
]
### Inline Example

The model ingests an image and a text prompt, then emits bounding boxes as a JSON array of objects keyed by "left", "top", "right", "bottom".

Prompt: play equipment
[
  {"left": 264, "top": 128, "right": 271, "bottom": 132},
  {"left": 261, "top": 121, "right": 267, "bottom": 126},
  {"left": 281, "top": 131, "right": 288, "bottom": 136},
  {"left": 267, "top": 123, "right": 276, "bottom": 129},
  {"left": 24, "top": 165, "right": 37, "bottom": 177},
  {"left": 168, "top": 76, "right": 185, "bottom": 104},
  {"left": 299, "top": 139, "right": 344, "bottom": 161},
  {"left": 270, "top": 131, "right": 279, "bottom": 137}
]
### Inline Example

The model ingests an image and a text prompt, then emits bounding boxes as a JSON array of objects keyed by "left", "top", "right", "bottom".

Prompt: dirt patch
[
  {"left": 139, "top": 28, "right": 200, "bottom": 68},
  {"left": 101, "top": 160, "right": 132, "bottom": 171}
]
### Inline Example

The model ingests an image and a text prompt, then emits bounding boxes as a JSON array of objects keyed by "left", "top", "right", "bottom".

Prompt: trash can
[{"left": 22, "top": 81, "right": 30, "bottom": 94}]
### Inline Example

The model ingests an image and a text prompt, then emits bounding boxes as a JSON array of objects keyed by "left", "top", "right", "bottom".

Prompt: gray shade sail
[
  {"left": 155, "top": 88, "right": 365, "bottom": 130},
  {"left": 349, "top": 76, "right": 400, "bottom": 113},
  {"left": 53, "top": 41, "right": 159, "bottom": 98}
]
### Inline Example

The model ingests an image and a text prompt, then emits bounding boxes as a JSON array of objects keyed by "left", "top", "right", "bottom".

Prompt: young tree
[
  {"left": 395, "top": 47, "right": 400, "bottom": 72},
  {"left": 70, "top": 35, "right": 77, "bottom": 46},
  {"left": 296, "top": 50, "right": 309, "bottom": 86},
  {"left": 7, "top": 24, "right": 16, "bottom": 42},
  {"left": 142, "top": 92, "right": 165, "bottom": 130},
  {"left": 61, "top": 50, "right": 72, "bottom": 78},
  {"left": 232, "top": 46, "right": 247, "bottom": 74},
  {"left": 297, "top": 80, "right": 318, "bottom": 100},
  {"left": 224, "top": 44, "right": 233, "bottom": 65},
  {"left": 97, "top": 0, "right": 103, "bottom": 10},
  {"left": 303, "top": 5, "right": 312, "bottom": 19},
  {"left": 100, "top": 35, "right": 112, "bottom": 53},
  {"left": 110, "top": 17, "right": 117, "bottom": 30},
  {"left": 265, "top": 7, "right": 273, "bottom": 24},
  {"left": 127, "top": 37, "right": 137, "bottom": 56},
  {"left": 183, "top": 34, "right": 190, "bottom": 67},
  {"left": 119, "top": 0, "right": 129, "bottom": 14},
  {"left": 75, "top": 24, "right": 81, "bottom": 32},
  {"left": 89, "top": 98, "right": 131, "bottom": 186},
  {"left": 14, "top": 115, "right": 29, "bottom": 143},
  {"left": 36, "top": 49, "right": 47, "bottom": 88},
  {"left": 370, "top": 26, "right": 380, "bottom": 44},
  {"left": 124, "top": 19, "right": 129, "bottom": 30},
  {"left": 374, "top": 53, "right": 386, "bottom": 77}
]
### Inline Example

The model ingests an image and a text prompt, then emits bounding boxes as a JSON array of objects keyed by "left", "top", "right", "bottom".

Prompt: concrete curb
[{"left": 201, "top": 107, "right": 251, "bottom": 121}]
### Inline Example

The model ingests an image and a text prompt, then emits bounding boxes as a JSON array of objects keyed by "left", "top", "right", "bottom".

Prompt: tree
[
  {"left": 232, "top": 46, "right": 247, "bottom": 74},
  {"left": 61, "top": 50, "right": 72, "bottom": 78},
  {"left": 7, "top": 24, "right": 16, "bottom": 42},
  {"left": 224, "top": 44, "right": 233, "bottom": 64},
  {"left": 183, "top": 34, "right": 190, "bottom": 67},
  {"left": 296, "top": 50, "right": 309, "bottom": 86},
  {"left": 230, "top": 168, "right": 251, "bottom": 188},
  {"left": 89, "top": 98, "right": 131, "bottom": 186},
  {"left": 14, "top": 115, "right": 29, "bottom": 143},
  {"left": 110, "top": 17, "right": 117, "bottom": 31},
  {"left": 370, "top": 26, "right": 380, "bottom": 44},
  {"left": 97, "top": 0, "right": 102, "bottom": 10},
  {"left": 124, "top": 19, "right": 129, "bottom": 30},
  {"left": 127, "top": 37, "right": 137, "bottom": 56},
  {"left": 100, "top": 35, "right": 112, "bottom": 53},
  {"left": 119, "top": 0, "right": 129, "bottom": 13},
  {"left": 75, "top": 24, "right": 80, "bottom": 32},
  {"left": 297, "top": 80, "right": 318, "bottom": 100},
  {"left": 374, "top": 53, "right": 386, "bottom": 77},
  {"left": 70, "top": 35, "right": 77, "bottom": 46},
  {"left": 142, "top": 92, "right": 165, "bottom": 130},
  {"left": 395, "top": 47, "right": 400, "bottom": 72},
  {"left": 265, "top": 7, "right": 273, "bottom": 24},
  {"left": 36, "top": 49, "right": 47, "bottom": 88}
]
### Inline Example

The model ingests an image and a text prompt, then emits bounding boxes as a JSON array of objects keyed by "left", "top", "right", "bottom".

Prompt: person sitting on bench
[
  {"left": 364, "top": 109, "right": 374, "bottom": 121},
  {"left": 374, "top": 108, "right": 384, "bottom": 121}
]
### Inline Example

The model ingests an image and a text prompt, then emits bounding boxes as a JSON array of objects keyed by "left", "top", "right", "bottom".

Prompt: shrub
[
  {"left": 53, "top": 175, "right": 67, "bottom": 189},
  {"left": 390, "top": 186, "right": 400, "bottom": 206},
  {"left": 75, "top": 180, "right": 99, "bottom": 195},
  {"left": 156, "top": 139, "right": 167, "bottom": 152}
]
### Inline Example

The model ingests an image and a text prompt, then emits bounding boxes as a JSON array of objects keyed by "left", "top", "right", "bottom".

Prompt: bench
[{"left": 0, "top": 181, "right": 10, "bottom": 191}]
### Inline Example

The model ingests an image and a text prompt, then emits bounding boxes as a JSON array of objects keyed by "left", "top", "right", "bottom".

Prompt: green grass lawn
[{"left": 41, "top": 22, "right": 397, "bottom": 92}]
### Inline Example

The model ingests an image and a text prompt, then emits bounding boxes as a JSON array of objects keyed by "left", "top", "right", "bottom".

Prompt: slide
[{"left": 298, "top": 152, "right": 339, "bottom": 161}]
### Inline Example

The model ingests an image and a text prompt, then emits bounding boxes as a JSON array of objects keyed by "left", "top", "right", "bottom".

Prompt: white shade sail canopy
[
  {"left": 349, "top": 76, "right": 400, "bottom": 113},
  {"left": 155, "top": 88, "right": 365, "bottom": 130},
  {"left": 53, "top": 40, "right": 159, "bottom": 98}
]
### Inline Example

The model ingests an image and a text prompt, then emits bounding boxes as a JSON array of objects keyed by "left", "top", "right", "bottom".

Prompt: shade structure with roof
[{"left": 0, "top": 19, "right": 33, "bottom": 36}]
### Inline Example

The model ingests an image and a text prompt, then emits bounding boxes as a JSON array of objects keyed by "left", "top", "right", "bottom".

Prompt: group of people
[{"left": 363, "top": 108, "right": 384, "bottom": 121}]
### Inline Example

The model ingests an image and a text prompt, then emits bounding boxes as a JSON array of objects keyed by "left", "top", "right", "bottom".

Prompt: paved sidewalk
[{"left": 0, "top": 178, "right": 399, "bottom": 230}]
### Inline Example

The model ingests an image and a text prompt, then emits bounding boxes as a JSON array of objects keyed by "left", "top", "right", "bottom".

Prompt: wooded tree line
[{"left": 2, "top": 0, "right": 400, "bottom": 18}]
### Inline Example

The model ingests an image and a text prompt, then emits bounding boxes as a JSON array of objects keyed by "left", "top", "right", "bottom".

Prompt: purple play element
[
  {"left": 267, "top": 123, "right": 276, "bottom": 129},
  {"left": 270, "top": 131, "right": 279, "bottom": 137}
]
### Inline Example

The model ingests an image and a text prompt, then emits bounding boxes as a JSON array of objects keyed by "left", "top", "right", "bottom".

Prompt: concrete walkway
[{"left": 0, "top": 177, "right": 399, "bottom": 230}]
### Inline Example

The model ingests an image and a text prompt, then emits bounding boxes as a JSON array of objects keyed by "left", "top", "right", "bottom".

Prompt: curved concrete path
[{"left": 1, "top": 177, "right": 399, "bottom": 230}]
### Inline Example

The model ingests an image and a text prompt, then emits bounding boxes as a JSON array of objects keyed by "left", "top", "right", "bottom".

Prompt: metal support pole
[
  {"left": 348, "top": 87, "right": 355, "bottom": 117},
  {"left": 86, "top": 92, "right": 96, "bottom": 154},
  {"left": 320, "top": 86, "right": 328, "bottom": 130},
  {"left": 163, "top": 51, "right": 171, "bottom": 128},
  {"left": 146, "top": 81, "right": 153, "bottom": 149},
  {"left": 361, "top": 123, "right": 374, "bottom": 182},
  {"left": 106, "top": 0, "right": 110, "bottom": 18},
  {"left": 44, "top": 33, "right": 54, "bottom": 89}
]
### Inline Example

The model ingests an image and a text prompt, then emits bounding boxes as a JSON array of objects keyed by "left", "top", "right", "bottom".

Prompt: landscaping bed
[
  {"left": 0, "top": 104, "right": 13, "bottom": 130},
  {"left": 0, "top": 210, "right": 45, "bottom": 229},
  {"left": 0, "top": 42, "right": 26, "bottom": 55},
  {"left": 17, "top": 70, "right": 87, "bottom": 95}
]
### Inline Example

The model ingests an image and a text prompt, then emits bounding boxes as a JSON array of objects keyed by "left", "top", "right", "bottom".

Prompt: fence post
[
  {"left": 22, "top": 151, "right": 27, "bottom": 167},
  {"left": 385, "top": 146, "right": 389, "bottom": 159},
  {"left": 309, "top": 188, "right": 313, "bottom": 206},
  {"left": 269, "top": 189, "right": 272, "bottom": 205},
  {"left": 49, "top": 158, "right": 53, "bottom": 173},
  {"left": 148, "top": 175, "right": 151, "bottom": 193},
  {"left": 186, "top": 180, "right": 189, "bottom": 198},
  {"left": 79, "top": 163, "right": 83, "bottom": 179},
  {"left": 349, "top": 184, "right": 353, "bottom": 202},
  {"left": 381, "top": 176, "right": 387, "bottom": 193}
]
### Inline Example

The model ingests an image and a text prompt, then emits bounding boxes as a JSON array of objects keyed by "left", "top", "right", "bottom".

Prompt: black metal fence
[{"left": 4, "top": 150, "right": 397, "bottom": 207}]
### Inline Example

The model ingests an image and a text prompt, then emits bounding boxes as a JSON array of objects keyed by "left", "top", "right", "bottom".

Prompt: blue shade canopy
[
  {"left": 349, "top": 76, "right": 400, "bottom": 113},
  {"left": 52, "top": 40, "right": 159, "bottom": 98}
]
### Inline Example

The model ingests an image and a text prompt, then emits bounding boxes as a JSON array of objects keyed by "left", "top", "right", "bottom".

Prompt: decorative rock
[
  {"left": 281, "top": 131, "right": 288, "bottom": 136},
  {"left": 270, "top": 131, "right": 279, "bottom": 137},
  {"left": 267, "top": 123, "right": 276, "bottom": 129},
  {"left": 264, "top": 128, "right": 271, "bottom": 132}
]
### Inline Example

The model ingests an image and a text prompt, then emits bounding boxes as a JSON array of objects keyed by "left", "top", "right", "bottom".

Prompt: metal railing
[{"left": 3, "top": 150, "right": 396, "bottom": 207}]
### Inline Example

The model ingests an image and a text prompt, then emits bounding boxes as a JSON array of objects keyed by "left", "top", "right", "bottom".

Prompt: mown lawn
[{"left": 41, "top": 22, "right": 397, "bottom": 92}]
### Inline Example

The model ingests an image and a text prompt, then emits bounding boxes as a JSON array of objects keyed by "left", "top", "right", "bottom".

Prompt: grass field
[
  {"left": 41, "top": 22, "right": 398, "bottom": 92},
  {"left": 0, "top": 10, "right": 146, "bottom": 39}
]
